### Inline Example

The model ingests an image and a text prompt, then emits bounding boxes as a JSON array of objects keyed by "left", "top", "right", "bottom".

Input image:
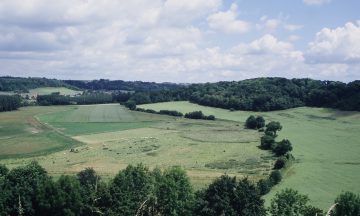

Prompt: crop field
[{"left": 140, "top": 101, "right": 360, "bottom": 209}]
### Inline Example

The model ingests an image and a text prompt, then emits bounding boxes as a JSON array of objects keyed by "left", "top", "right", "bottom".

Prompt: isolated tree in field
[
  {"left": 269, "top": 188, "right": 309, "bottom": 216},
  {"left": 124, "top": 100, "right": 136, "bottom": 110},
  {"left": 273, "top": 139, "right": 293, "bottom": 156},
  {"left": 265, "top": 121, "right": 282, "bottom": 136},
  {"left": 333, "top": 191, "right": 360, "bottom": 216}
]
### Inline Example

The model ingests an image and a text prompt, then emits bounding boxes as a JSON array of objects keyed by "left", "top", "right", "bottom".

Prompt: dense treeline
[
  {"left": 184, "top": 111, "right": 215, "bottom": 120},
  {"left": 2, "top": 77, "right": 359, "bottom": 111},
  {"left": 37, "top": 92, "right": 113, "bottom": 106},
  {"left": 118, "top": 78, "right": 360, "bottom": 111},
  {"left": 0, "top": 77, "right": 75, "bottom": 92},
  {"left": 64, "top": 79, "right": 181, "bottom": 92},
  {"left": 0, "top": 162, "right": 358, "bottom": 216},
  {"left": 186, "top": 78, "right": 360, "bottom": 111},
  {"left": 0, "top": 95, "right": 21, "bottom": 112}
]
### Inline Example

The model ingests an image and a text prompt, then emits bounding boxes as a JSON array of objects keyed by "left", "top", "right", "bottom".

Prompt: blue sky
[{"left": 0, "top": 0, "right": 359, "bottom": 82}]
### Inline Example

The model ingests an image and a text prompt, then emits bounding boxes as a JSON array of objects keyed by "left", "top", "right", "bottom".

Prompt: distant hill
[{"left": 0, "top": 76, "right": 359, "bottom": 111}]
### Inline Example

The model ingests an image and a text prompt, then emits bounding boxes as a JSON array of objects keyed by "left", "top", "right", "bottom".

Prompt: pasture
[
  {"left": 0, "top": 104, "right": 273, "bottom": 188},
  {"left": 28, "top": 87, "right": 82, "bottom": 96},
  {"left": 140, "top": 101, "right": 360, "bottom": 209}
]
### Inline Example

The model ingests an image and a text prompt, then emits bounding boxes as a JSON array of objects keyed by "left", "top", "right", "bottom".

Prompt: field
[
  {"left": 0, "top": 104, "right": 273, "bottom": 188},
  {"left": 1, "top": 102, "right": 359, "bottom": 209},
  {"left": 28, "top": 87, "right": 82, "bottom": 96},
  {"left": 140, "top": 101, "right": 360, "bottom": 209}
]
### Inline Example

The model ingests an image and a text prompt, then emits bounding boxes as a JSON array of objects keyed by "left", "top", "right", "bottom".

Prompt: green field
[
  {"left": 139, "top": 101, "right": 360, "bottom": 209},
  {"left": 28, "top": 87, "right": 82, "bottom": 96},
  {"left": 1, "top": 102, "right": 359, "bottom": 209},
  {"left": 0, "top": 103, "right": 273, "bottom": 188}
]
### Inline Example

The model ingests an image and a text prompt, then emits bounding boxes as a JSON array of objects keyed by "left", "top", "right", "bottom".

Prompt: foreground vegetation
[{"left": 0, "top": 162, "right": 358, "bottom": 216}]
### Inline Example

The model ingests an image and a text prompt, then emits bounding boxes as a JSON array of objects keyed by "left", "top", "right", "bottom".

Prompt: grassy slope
[
  {"left": 28, "top": 87, "right": 82, "bottom": 96},
  {"left": 139, "top": 101, "right": 360, "bottom": 209},
  {"left": 0, "top": 106, "right": 82, "bottom": 158}
]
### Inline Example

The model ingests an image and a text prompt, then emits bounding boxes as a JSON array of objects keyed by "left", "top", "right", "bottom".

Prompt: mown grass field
[{"left": 140, "top": 101, "right": 360, "bottom": 209}]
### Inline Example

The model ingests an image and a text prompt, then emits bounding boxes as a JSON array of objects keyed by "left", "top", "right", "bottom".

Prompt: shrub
[
  {"left": 334, "top": 191, "right": 360, "bottom": 216},
  {"left": 273, "top": 158, "right": 286, "bottom": 170},
  {"left": 260, "top": 135, "right": 275, "bottom": 150},
  {"left": 269, "top": 170, "right": 282, "bottom": 185},
  {"left": 273, "top": 139, "right": 293, "bottom": 156}
]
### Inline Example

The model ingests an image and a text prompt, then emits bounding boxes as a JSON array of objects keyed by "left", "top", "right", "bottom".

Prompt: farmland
[
  {"left": 140, "top": 101, "right": 360, "bottom": 209},
  {"left": 1, "top": 101, "right": 359, "bottom": 209},
  {"left": 0, "top": 103, "right": 273, "bottom": 188}
]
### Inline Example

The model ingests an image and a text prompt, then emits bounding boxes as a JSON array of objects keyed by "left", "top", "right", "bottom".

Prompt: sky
[{"left": 0, "top": 0, "right": 359, "bottom": 83}]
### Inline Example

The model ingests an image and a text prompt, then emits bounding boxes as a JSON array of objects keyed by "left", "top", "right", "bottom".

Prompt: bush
[
  {"left": 273, "top": 158, "right": 286, "bottom": 170},
  {"left": 334, "top": 191, "right": 360, "bottom": 216},
  {"left": 184, "top": 111, "right": 215, "bottom": 120},
  {"left": 257, "top": 179, "right": 271, "bottom": 195},
  {"left": 245, "top": 115, "right": 265, "bottom": 129},
  {"left": 273, "top": 139, "right": 293, "bottom": 156},
  {"left": 123, "top": 100, "right": 136, "bottom": 110},
  {"left": 260, "top": 135, "right": 275, "bottom": 150},
  {"left": 269, "top": 170, "right": 282, "bottom": 185}
]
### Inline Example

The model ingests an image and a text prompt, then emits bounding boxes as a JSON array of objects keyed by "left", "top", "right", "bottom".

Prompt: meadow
[
  {"left": 140, "top": 101, "right": 360, "bottom": 209},
  {"left": 0, "top": 104, "right": 273, "bottom": 188},
  {"left": 28, "top": 87, "right": 82, "bottom": 96},
  {"left": 1, "top": 101, "right": 359, "bottom": 209}
]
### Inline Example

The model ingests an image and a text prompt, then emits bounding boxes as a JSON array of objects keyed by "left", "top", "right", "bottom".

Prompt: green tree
[
  {"left": 124, "top": 100, "right": 136, "bottom": 110},
  {"left": 334, "top": 191, "right": 360, "bottom": 216},
  {"left": 273, "top": 139, "right": 293, "bottom": 156},
  {"left": 269, "top": 170, "right": 282, "bottom": 186},
  {"left": 260, "top": 135, "right": 275, "bottom": 150},
  {"left": 153, "top": 166, "right": 194, "bottom": 216},
  {"left": 257, "top": 179, "right": 271, "bottom": 195},
  {"left": 109, "top": 164, "right": 153, "bottom": 215},
  {"left": 245, "top": 116, "right": 258, "bottom": 129},
  {"left": 266, "top": 121, "right": 282, "bottom": 136},
  {"left": 255, "top": 116, "right": 265, "bottom": 128},
  {"left": 0, "top": 164, "right": 9, "bottom": 176},
  {"left": 77, "top": 167, "right": 100, "bottom": 188},
  {"left": 269, "top": 188, "right": 309, "bottom": 216}
]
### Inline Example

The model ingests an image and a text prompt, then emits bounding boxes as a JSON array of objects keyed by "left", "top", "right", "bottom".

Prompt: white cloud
[
  {"left": 307, "top": 21, "right": 360, "bottom": 63},
  {"left": 284, "top": 24, "right": 304, "bottom": 31},
  {"left": 207, "top": 3, "right": 250, "bottom": 34},
  {"left": 303, "top": 0, "right": 331, "bottom": 6}
]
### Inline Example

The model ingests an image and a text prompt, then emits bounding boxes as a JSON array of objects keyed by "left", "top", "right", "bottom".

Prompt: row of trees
[
  {"left": 0, "top": 162, "right": 358, "bottom": 216},
  {"left": 37, "top": 92, "right": 113, "bottom": 106},
  {"left": 0, "top": 95, "right": 21, "bottom": 112},
  {"left": 184, "top": 111, "right": 215, "bottom": 120}
]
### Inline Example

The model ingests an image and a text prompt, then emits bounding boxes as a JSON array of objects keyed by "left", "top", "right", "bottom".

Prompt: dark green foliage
[
  {"left": 159, "top": 110, "right": 183, "bottom": 117},
  {"left": 194, "top": 175, "right": 266, "bottom": 216},
  {"left": 0, "top": 77, "right": 74, "bottom": 92},
  {"left": 269, "top": 170, "right": 282, "bottom": 185},
  {"left": 273, "top": 139, "right": 293, "bottom": 156},
  {"left": 245, "top": 116, "right": 257, "bottom": 129},
  {"left": 269, "top": 188, "right": 310, "bottom": 216},
  {"left": 37, "top": 92, "right": 113, "bottom": 106},
  {"left": 334, "top": 191, "right": 360, "bottom": 216},
  {"left": 257, "top": 179, "right": 271, "bottom": 195},
  {"left": 0, "top": 164, "right": 9, "bottom": 176},
  {"left": 124, "top": 100, "right": 136, "bottom": 110},
  {"left": 184, "top": 111, "right": 216, "bottom": 120},
  {"left": 1, "top": 161, "right": 49, "bottom": 215},
  {"left": 303, "top": 205, "right": 325, "bottom": 216},
  {"left": 153, "top": 167, "right": 194, "bottom": 216},
  {"left": 76, "top": 168, "right": 100, "bottom": 188},
  {"left": 109, "top": 164, "right": 153, "bottom": 215},
  {"left": 265, "top": 121, "right": 282, "bottom": 136},
  {"left": 246, "top": 116, "right": 266, "bottom": 129},
  {"left": 260, "top": 135, "right": 275, "bottom": 150},
  {"left": 0, "top": 95, "right": 21, "bottom": 112},
  {"left": 273, "top": 157, "right": 286, "bottom": 170}
]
